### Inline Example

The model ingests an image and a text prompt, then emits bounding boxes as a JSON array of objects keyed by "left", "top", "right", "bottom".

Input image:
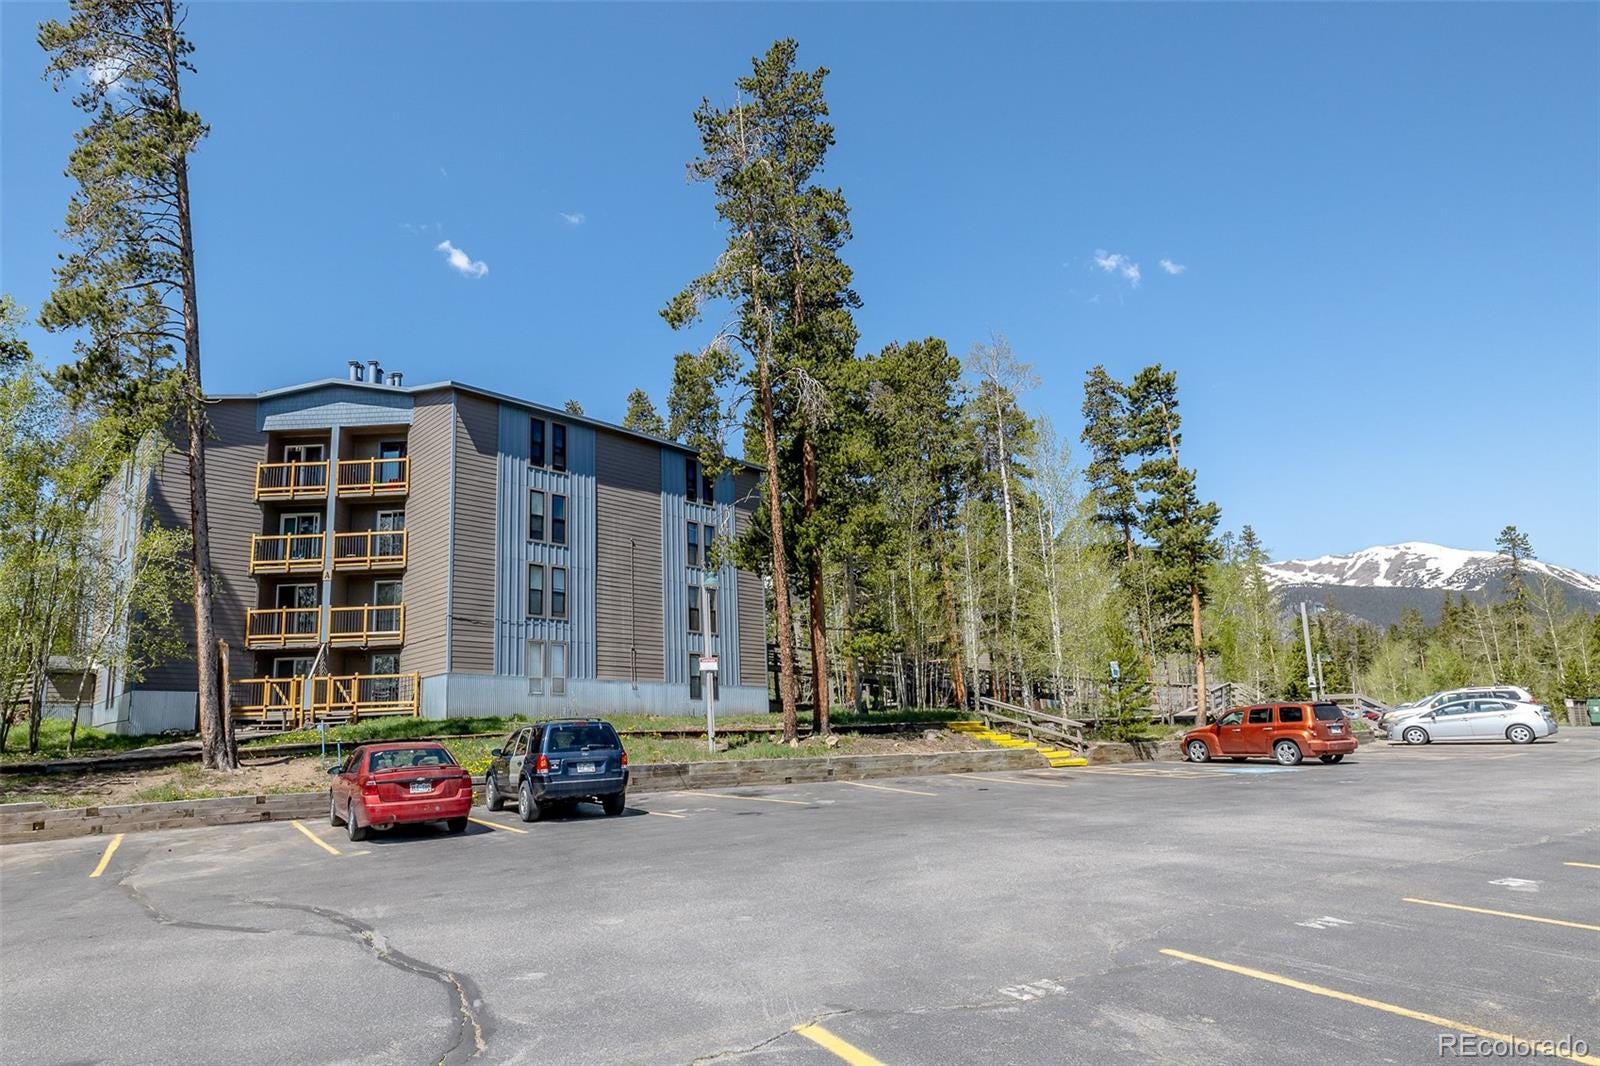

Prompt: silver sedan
[{"left": 1393, "top": 699, "right": 1559, "bottom": 745}]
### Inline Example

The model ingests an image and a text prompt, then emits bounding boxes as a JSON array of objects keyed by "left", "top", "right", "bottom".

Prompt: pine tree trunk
[
  {"left": 756, "top": 347, "right": 801, "bottom": 741},
  {"left": 802, "top": 435, "right": 830, "bottom": 734},
  {"left": 161, "top": 0, "right": 230, "bottom": 771},
  {"left": 940, "top": 565, "right": 967, "bottom": 708},
  {"left": 843, "top": 561, "right": 860, "bottom": 710},
  {"left": 1191, "top": 579, "right": 1208, "bottom": 725}
]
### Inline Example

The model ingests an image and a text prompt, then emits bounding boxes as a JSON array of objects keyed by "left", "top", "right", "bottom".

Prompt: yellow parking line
[
  {"left": 1401, "top": 897, "right": 1600, "bottom": 932},
  {"left": 89, "top": 833, "right": 124, "bottom": 878},
  {"left": 289, "top": 820, "right": 342, "bottom": 856},
  {"left": 467, "top": 815, "right": 529, "bottom": 835},
  {"left": 1564, "top": 862, "right": 1600, "bottom": 870},
  {"left": 842, "top": 780, "right": 937, "bottom": 797},
  {"left": 1160, "top": 948, "right": 1600, "bottom": 1065},
  {"left": 964, "top": 773, "right": 1074, "bottom": 790},
  {"left": 793, "top": 1022, "right": 887, "bottom": 1066},
  {"left": 646, "top": 810, "right": 688, "bottom": 819},
  {"left": 673, "top": 790, "right": 809, "bottom": 806}
]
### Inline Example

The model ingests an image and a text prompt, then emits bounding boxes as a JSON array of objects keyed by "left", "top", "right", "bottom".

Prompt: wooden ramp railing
[{"left": 977, "top": 697, "right": 1087, "bottom": 753}]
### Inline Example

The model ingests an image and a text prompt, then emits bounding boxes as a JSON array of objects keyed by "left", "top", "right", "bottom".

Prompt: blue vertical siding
[
  {"left": 659, "top": 456, "right": 737, "bottom": 688},
  {"left": 494, "top": 406, "right": 596, "bottom": 678}
]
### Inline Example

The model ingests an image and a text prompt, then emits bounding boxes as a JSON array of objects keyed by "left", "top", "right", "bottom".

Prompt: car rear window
[
  {"left": 367, "top": 746, "right": 455, "bottom": 771},
  {"left": 544, "top": 723, "right": 619, "bottom": 751},
  {"left": 1312, "top": 704, "right": 1344, "bottom": 722},
  {"left": 1278, "top": 706, "right": 1305, "bottom": 723},
  {"left": 1492, "top": 690, "right": 1519, "bottom": 701}
]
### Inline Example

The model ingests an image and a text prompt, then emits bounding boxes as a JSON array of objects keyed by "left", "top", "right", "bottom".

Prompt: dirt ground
[{"left": 1, "top": 730, "right": 991, "bottom": 808}]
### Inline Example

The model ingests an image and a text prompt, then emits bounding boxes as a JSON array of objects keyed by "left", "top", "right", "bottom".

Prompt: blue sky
[{"left": 4, "top": 3, "right": 1597, "bottom": 570}]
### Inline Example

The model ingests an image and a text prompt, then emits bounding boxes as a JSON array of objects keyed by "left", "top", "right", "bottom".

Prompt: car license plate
[
  {"left": 575, "top": 762, "right": 597, "bottom": 774},
  {"left": 1329, "top": 725, "right": 1342, "bottom": 734},
  {"left": 409, "top": 781, "right": 431, "bottom": 794}
]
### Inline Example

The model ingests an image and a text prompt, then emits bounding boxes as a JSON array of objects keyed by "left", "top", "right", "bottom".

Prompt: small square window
[
  {"left": 549, "top": 643, "right": 567, "bottom": 697},
  {"left": 527, "top": 640, "right": 545, "bottom": 695}
]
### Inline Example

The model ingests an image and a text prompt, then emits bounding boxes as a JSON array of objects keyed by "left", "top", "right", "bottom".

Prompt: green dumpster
[{"left": 1587, "top": 699, "right": 1600, "bottom": 726}]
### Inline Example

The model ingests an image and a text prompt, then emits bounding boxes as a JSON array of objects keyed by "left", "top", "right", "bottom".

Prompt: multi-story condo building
[{"left": 91, "top": 361, "right": 769, "bottom": 735}]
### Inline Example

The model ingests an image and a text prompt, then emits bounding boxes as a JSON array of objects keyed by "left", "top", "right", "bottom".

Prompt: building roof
[{"left": 208, "top": 375, "right": 759, "bottom": 469}]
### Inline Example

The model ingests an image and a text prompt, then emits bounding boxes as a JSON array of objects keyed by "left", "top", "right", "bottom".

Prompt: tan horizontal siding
[
  {"left": 449, "top": 393, "right": 498, "bottom": 674},
  {"left": 595, "top": 430, "right": 663, "bottom": 682},
  {"left": 401, "top": 391, "right": 453, "bottom": 677}
]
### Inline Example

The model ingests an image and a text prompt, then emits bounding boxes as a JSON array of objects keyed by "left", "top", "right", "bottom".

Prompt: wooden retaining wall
[{"left": 0, "top": 748, "right": 1046, "bottom": 845}]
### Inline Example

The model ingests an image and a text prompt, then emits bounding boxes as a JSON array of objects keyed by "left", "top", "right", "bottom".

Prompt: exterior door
[
  {"left": 280, "top": 512, "right": 322, "bottom": 561},
  {"left": 377, "top": 441, "right": 407, "bottom": 485},
  {"left": 373, "top": 580, "right": 402, "bottom": 633},
  {"left": 507, "top": 727, "right": 533, "bottom": 784},
  {"left": 1468, "top": 699, "right": 1513, "bottom": 738},
  {"left": 1216, "top": 710, "right": 1248, "bottom": 754},
  {"left": 375, "top": 510, "right": 405, "bottom": 559},
  {"left": 283, "top": 443, "right": 327, "bottom": 490},
  {"left": 1426, "top": 701, "right": 1475, "bottom": 739},
  {"left": 276, "top": 584, "right": 319, "bottom": 636}
]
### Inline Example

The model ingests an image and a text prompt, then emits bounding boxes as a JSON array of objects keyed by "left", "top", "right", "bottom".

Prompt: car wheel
[
  {"left": 346, "top": 801, "right": 368, "bottom": 842},
  {"left": 1506, "top": 724, "right": 1536, "bottom": 745},
  {"left": 1318, "top": 754, "right": 1337, "bottom": 764},
  {"left": 330, "top": 791, "right": 344, "bottom": 826},
  {"left": 446, "top": 817, "right": 468, "bottom": 834},
  {"left": 1272, "top": 740, "right": 1303, "bottom": 766},
  {"left": 518, "top": 780, "right": 542, "bottom": 823},
  {"left": 1330, "top": 754, "right": 1344, "bottom": 763},
  {"left": 602, "top": 791, "right": 626, "bottom": 817},
  {"left": 1185, "top": 739, "right": 1211, "bottom": 763},
  {"left": 484, "top": 772, "right": 502, "bottom": 811},
  {"left": 1402, "top": 725, "right": 1429, "bottom": 745}
]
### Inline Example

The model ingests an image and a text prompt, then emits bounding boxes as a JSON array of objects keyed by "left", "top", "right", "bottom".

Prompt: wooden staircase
[{"left": 951, "top": 722, "right": 1087, "bottom": 767}]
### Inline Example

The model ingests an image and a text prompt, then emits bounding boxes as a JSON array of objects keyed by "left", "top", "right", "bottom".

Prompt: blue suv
[{"left": 484, "top": 719, "right": 629, "bottom": 822}]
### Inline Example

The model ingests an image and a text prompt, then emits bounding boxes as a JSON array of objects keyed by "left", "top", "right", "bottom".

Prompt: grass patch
[{"left": 1, "top": 719, "right": 186, "bottom": 762}]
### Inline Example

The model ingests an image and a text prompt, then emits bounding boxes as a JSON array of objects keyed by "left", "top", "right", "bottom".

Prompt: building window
[
  {"left": 704, "top": 524, "right": 716, "bottom": 566},
  {"left": 527, "top": 640, "right": 544, "bottom": 695},
  {"left": 528, "top": 490, "right": 545, "bottom": 542},
  {"left": 708, "top": 588, "right": 718, "bottom": 635},
  {"left": 551, "top": 494, "right": 567, "bottom": 545},
  {"left": 549, "top": 643, "right": 567, "bottom": 696},
  {"left": 527, "top": 565, "right": 544, "bottom": 617},
  {"left": 687, "top": 522, "right": 700, "bottom": 567},
  {"left": 551, "top": 567, "right": 567, "bottom": 618},
  {"left": 689, "top": 653, "right": 702, "bottom": 700},
  {"left": 685, "top": 456, "right": 698, "bottom": 502},
  {"left": 702, "top": 470, "right": 715, "bottom": 504},
  {"left": 688, "top": 584, "right": 701, "bottom": 633},
  {"left": 530, "top": 418, "right": 546, "bottom": 467},
  {"left": 552, "top": 423, "right": 567, "bottom": 472}
]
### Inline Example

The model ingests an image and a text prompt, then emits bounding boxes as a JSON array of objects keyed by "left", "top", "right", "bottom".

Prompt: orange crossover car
[{"left": 1182, "top": 702, "right": 1358, "bottom": 766}]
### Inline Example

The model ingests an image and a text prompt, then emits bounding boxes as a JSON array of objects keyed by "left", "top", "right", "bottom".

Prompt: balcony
[
  {"left": 336, "top": 457, "right": 409, "bottom": 498},
  {"left": 329, "top": 604, "right": 404, "bottom": 647},
  {"left": 255, "top": 460, "right": 330, "bottom": 501},
  {"left": 332, "top": 530, "right": 407, "bottom": 571},
  {"left": 244, "top": 607, "right": 322, "bottom": 649},
  {"left": 249, "top": 533, "right": 325, "bottom": 574},
  {"left": 231, "top": 673, "right": 421, "bottom": 729}
]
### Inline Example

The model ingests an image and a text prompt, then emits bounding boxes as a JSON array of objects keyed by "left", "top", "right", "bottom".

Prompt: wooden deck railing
[
  {"left": 255, "top": 460, "right": 329, "bottom": 500},
  {"left": 331, "top": 530, "right": 407, "bottom": 571},
  {"left": 249, "top": 533, "right": 325, "bottom": 574},
  {"left": 328, "top": 604, "right": 404, "bottom": 646},
  {"left": 232, "top": 676, "right": 303, "bottom": 728},
  {"left": 336, "top": 457, "right": 409, "bottom": 497},
  {"left": 313, "top": 672, "right": 420, "bottom": 720},
  {"left": 245, "top": 607, "right": 322, "bottom": 648}
]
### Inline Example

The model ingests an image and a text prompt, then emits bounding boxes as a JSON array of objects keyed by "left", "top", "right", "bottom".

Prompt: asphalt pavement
[{"left": 2, "top": 734, "right": 1597, "bottom": 1065}]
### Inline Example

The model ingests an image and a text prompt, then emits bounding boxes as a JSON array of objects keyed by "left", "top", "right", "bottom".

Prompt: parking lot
[{"left": 2, "top": 734, "right": 1597, "bottom": 1065}]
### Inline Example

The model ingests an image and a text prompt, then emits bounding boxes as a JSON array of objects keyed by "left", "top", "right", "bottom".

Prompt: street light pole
[
  {"left": 701, "top": 573, "right": 719, "bottom": 753},
  {"left": 1299, "top": 601, "right": 1318, "bottom": 700}
]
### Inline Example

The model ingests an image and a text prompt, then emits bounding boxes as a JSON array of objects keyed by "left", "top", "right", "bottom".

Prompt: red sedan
[{"left": 329, "top": 742, "right": 473, "bottom": 841}]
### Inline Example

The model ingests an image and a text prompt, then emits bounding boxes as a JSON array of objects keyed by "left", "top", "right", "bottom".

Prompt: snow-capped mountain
[
  {"left": 1264, "top": 542, "right": 1600, "bottom": 595},
  {"left": 1264, "top": 542, "right": 1600, "bottom": 626}
]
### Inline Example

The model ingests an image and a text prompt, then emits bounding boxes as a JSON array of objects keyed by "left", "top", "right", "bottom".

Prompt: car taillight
[
  {"left": 534, "top": 754, "right": 549, "bottom": 773},
  {"left": 362, "top": 778, "right": 378, "bottom": 794},
  {"left": 620, "top": 751, "right": 628, "bottom": 768}
]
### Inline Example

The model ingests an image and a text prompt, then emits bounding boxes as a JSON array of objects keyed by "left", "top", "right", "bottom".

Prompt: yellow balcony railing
[
  {"left": 255, "top": 460, "right": 330, "bottom": 500},
  {"left": 231, "top": 676, "right": 303, "bottom": 728},
  {"left": 249, "top": 533, "right": 325, "bottom": 574},
  {"left": 332, "top": 530, "right": 407, "bottom": 571},
  {"left": 329, "top": 604, "right": 404, "bottom": 647},
  {"left": 245, "top": 607, "right": 322, "bottom": 648},
  {"left": 313, "top": 672, "right": 420, "bottom": 720},
  {"left": 336, "top": 457, "right": 409, "bottom": 498}
]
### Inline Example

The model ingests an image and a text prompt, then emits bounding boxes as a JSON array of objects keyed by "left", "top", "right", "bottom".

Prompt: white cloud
[
  {"left": 558, "top": 212, "right": 586, "bottom": 226},
  {"left": 1092, "top": 249, "right": 1141, "bottom": 287},
  {"left": 1159, "top": 258, "right": 1186, "bottom": 275},
  {"left": 401, "top": 222, "right": 442, "bottom": 235},
  {"left": 435, "top": 240, "right": 488, "bottom": 278}
]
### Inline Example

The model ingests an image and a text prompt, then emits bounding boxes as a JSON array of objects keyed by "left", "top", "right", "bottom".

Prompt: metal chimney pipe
[
  {"left": 388, "top": 370, "right": 404, "bottom": 387},
  {"left": 367, "top": 360, "right": 383, "bottom": 385},
  {"left": 348, "top": 360, "right": 364, "bottom": 382}
]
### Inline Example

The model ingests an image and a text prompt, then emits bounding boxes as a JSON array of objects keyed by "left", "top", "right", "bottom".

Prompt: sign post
[{"left": 701, "top": 572, "right": 720, "bottom": 753}]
